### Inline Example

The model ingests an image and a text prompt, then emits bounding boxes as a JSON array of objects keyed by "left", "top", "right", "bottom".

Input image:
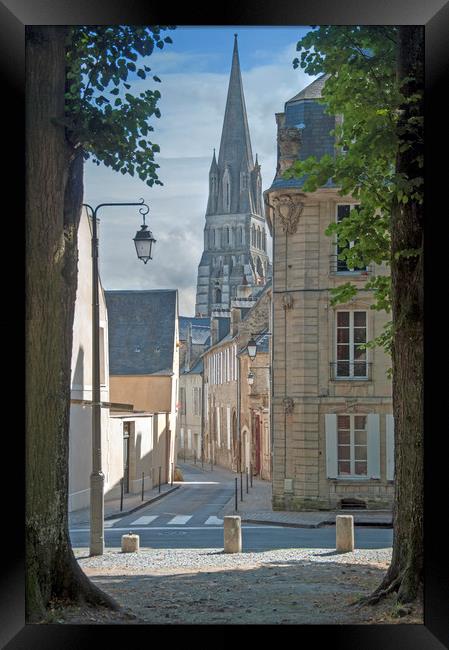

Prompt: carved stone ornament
[
  {"left": 271, "top": 195, "right": 304, "bottom": 235},
  {"left": 282, "top": 293, "right": 294, "bottom": 310},
  {"left": 278, "top": 126, "right": 301, "bottom": 157},
  {"left": 283, "top": 397, "right": 295, "bottom": 415}
]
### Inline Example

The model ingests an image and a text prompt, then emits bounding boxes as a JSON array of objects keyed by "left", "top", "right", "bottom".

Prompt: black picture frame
[{"left": 4, "top": 0, "right": 448, "bottom": 646}]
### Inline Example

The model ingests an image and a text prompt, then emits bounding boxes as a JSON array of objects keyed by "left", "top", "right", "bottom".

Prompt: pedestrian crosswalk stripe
[
  {"left": 130, "top": 515, "right": 158, "bottom": 525},
  {"left": 205, "top": 516, "right": 223, "bottom": 525},
  {"left": 167, "top": 515, "right": 192, "bottom": 525}
]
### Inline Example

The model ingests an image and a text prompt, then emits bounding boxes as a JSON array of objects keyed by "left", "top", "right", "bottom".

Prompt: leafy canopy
[
  {"left": 64, "top": 26, "right": 175, "bottom": 186},
  {"left": 285, "top": 26, "right": 423, "bottom": 355}
]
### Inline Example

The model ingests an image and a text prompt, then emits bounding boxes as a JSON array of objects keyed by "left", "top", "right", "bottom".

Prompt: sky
[{"left": 84, "top": 25, "right": 318, "bottom": 316}]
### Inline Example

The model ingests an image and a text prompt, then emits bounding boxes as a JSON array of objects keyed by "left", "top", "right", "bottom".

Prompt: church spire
[
  {"left": 218, "top": 33, "right": 253, "bottom": 171},
  {"left": 209, "top": 33, "right": 255, "bottom": 215}
]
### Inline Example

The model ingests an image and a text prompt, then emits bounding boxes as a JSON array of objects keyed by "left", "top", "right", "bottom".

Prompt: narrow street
[
  {"left": 61, "top": 464, "right": 423, "bottom": 626},
  {"left": 69, "top": 463, "right": 393, "bottom": 551}
]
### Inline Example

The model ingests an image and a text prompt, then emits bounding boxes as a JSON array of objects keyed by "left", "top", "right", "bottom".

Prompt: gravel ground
[
  {"left": 45, "top": 546, "right": 424, "bottom": 626},
  {"left": 73, "top": 546, "right": 393, "bottom": 571}
]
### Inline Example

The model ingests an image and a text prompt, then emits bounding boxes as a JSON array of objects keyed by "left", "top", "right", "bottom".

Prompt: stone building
[
  {"left": 238, "top": 282, "right": 272, "bottom": 480},
  {"left": 176, "top": 317, "right": 210, "bottom": 462},
  {"left": 264, "top": 74, "right": 394, "bottom": 510},
  {"left": 202, "top": 281, "right": 271, "bottom": 478},
  {"left": 105, "top": 289, "right": 179, "bottom": 486},
  {"left": 69, "top": 208, "right": 155, "bottom": 511},
  {"left": 195, "top": 34, "right": 270, "bottom": 317}
]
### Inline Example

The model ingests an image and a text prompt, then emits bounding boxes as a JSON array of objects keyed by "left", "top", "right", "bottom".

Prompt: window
[
  {"left": 336, "top": 204, "right": 366, "bottom": 272},
  {"left": 193, "top": 387, "right": 201, "bottom": 416},
  {"left": 336, "top": 311, "right": 367, "bottom": 378},
  {"left": 179, "top": 387, "right": 186, "bottom": 415},
  {"left": 337, "top": 414, "right": 368, "bottom": 477}
]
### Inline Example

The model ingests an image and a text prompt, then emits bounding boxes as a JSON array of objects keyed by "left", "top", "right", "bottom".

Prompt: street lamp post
[{"left": 83, "top": 198, "right": 155, "bottom": 557}]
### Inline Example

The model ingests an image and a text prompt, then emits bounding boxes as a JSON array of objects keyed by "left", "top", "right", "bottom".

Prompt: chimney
[
  {"left": 210, "top": 316, "right": 219, "bottom": 346},
  {"left": 231, "top": 306, "right": 241, "bottom": 337}
]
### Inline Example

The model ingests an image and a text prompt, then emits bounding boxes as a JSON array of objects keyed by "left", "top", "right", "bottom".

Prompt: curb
[
  {"left": 241, "top": 517, "right": 322, "bottom": 529},
  {"left": 104, "top": 484, "right": 181, "bottom": 521}
]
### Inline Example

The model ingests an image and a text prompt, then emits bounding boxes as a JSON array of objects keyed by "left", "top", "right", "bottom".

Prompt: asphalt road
[{"left": 69, "top": 466, "right": 393, "bottom": 551}]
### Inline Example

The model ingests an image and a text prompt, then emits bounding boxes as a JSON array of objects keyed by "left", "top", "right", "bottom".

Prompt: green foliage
[
  {"left": 64, "top": 26, "right": 176, "bottom": 186},
  {"left": 287, "top": 26, "right": 423, "bottom": 356}
]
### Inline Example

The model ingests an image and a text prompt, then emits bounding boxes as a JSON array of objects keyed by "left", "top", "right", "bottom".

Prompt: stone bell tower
[{"left": 194, "top": 34, "right": 270, "bottom": 317}]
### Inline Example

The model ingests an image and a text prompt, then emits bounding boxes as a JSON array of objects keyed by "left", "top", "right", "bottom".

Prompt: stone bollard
[
  {"left": 121, "top": 532, "right": 140, "bottom": 553},
  {"left": 224, "top": 515, "right": 242, "bottom": 553},
  {"left": 336, "top": 515, "right": 354, "bottom": 553}
]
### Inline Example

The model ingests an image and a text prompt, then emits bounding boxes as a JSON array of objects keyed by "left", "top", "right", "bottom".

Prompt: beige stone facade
[
  {"left": 177, "top": 371, "right": 203, "bottom": 462},
  {"left": 264, "top": 184, "right": 394, "bottom": 510},
  {"left": 202, "top": 285, "right": 272, "bottom": 479}
]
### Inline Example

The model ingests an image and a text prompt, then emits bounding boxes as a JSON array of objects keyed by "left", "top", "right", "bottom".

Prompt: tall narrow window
[
  {"left": 337, "top": 414, "right": 367, "bottom": 477},
  {"left": 336, "top": 204, "right": 366, "bottom": 272},
  {"left": 180, "top": 387, "right": 186, "bottom": 415},
  {"left": 336, "top": 311, "right": 367, "bottom": 378}
]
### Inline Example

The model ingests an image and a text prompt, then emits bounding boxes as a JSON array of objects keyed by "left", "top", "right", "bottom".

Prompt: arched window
[
  {"left": 257, "top": 227, "right": 261, "bottom": 249},
  {"left": 251, "top": 224, "right": 256, "bottom": 247},
  {"left": 262, "top": 229, "right": 266, "bottom": 251},
  {"left": 215, "top": 287, "right": 222, "bottom": 304},
  {"left": 236, "top": 227, "right": 242, "bottom": 245}
]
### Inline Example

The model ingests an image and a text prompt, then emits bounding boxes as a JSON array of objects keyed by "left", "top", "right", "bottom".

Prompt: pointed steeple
[
  {"left": 218, "top": 34, "right": 253, "bottom": 170},
  {"left": 214, "top": 33, "right": 255, "bottom": 215},
  {"left": 206, "top": 148, "right": 219, "bottom": 215}
]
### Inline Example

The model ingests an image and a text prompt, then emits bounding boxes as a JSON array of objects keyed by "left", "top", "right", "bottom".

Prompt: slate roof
[
  {"left": 270, "top": 73, "right": 336, "bottom": 191},
  {"left": 179, "top": 316, "right": 210, "bottom": 341},
  {"left": 190, "top": 325, "right": 210, "bottom": 345},
  {"left": 105, "top": 290, "right": 178, "bottom": 376},
  {"left": 187, "top": 357, "right": 203, "bottom": 375}
]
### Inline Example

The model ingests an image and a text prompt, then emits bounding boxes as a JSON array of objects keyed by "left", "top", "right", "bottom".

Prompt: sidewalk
[
  {"left": 179, "top": 460, "right": 392, "bottom": 528},
  {"left": 69, "top": 482, "right": 180, "bottom": 527}
]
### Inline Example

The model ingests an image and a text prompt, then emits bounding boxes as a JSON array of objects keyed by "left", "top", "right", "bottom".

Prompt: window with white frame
[
  {"left": 336, "top": 204, "right": 367, "bottom": 272},
  {"left": 336, "top": 311, "right": 367, "bottom": 378},
  {"left": 337, "top": 414, "right": 368, "bottom": 477}
]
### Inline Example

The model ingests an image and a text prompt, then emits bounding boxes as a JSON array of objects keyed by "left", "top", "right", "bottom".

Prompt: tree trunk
[
  {"left": 25, "top": 26, "right": 118, "bottom": 621},
  {"left": 362, "top": 26, "right": 424, "bottom": 606}
]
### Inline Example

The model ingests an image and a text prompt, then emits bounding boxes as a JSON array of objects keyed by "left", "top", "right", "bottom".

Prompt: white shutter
[
  {"left": 386, "top": 414, "right": 395, "bottom": 481},
  {"left": 180, "top": 428, "right": 184, "bottom": 447},
  {"left": 325, "top": 414, "right": 338, "bottom": 478},
  {"left": 227, "top": 406, "right": 231, "bottom": 450},
  {"left": 187, "top": 429, "right": 192, "bottom": 449},
  {"left": 367, "top": 414, "right": 381, "bottom": 479}
]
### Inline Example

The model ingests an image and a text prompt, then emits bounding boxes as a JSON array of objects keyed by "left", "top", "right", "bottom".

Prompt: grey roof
[
  {"left": 255, "top": 331, "right": 270, "bottom": 354},
  {"left": 270, "top": 73, "right": 336, "bottom": 191},
  {"left": 285, "top": 73, "right": 330, "bottom": 104},
  {"left": 105, "top": 290, "right": 177, "bottom": 376},
  {"left": 218, "top": 317, "right": 231, "bottom": 343},
  {"left": 179, "top": 316, "right": 210, "bottom": 341},
  {"left": 187, "top": 357, "right": 203, "bottom": 375},
  {"left": 191, "top": 325, "right": 210, "bottom": 345}
]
